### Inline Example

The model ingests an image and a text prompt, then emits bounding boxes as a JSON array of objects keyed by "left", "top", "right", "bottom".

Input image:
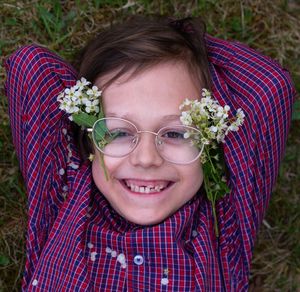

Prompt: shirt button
[
  {"left": 59, "top": 168, "right": 65, "bottom": 176},
  {"left": 133, "top": 255, "right": 144, "bottom": 265}
]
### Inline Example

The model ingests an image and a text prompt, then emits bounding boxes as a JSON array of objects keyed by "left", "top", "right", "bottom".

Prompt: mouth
[{"left": 121, "top": 179, "right": 174, "bottom": 194}]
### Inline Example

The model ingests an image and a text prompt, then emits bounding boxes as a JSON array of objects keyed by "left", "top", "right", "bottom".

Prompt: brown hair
[{"left": 74, "top": 15, "right": 211, "bottom": 160}]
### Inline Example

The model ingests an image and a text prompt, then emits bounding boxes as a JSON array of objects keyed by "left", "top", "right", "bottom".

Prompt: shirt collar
[{"left": 89, "top": 179, "right": 203, "bottom": 242}]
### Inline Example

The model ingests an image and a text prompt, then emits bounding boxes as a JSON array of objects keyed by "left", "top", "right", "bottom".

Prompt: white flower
[
  {"left": 216, "top": 105, "right": 230, "bottom": 118},
  {"left": 59, "top": 96, "right": 79, "bottom": 114},
  {"left": 72, "top": 90, "right": 83, "bottom": 103},
  {"left": 85, "top": 99, "right": 100, "bottom": 113},
  {"left": 227, "top": 123, "right": 239, "bottom": 132},
  {"left": 201, "top": 137, "right": 210, "bottom": 145},
  {"left": 66, "top": 102, "right": 80, "bottom": 114},
  {"left": 209, "top": 126, "right": 218, "bottom": 133},
  {"left": 58, "top": 96, "right": 71, "bottom": 111},
  {"left": 236, "top": 108, "right": 245, "bottom": 125},
  {"left": 198, "top": 103, "right": 209, "bottom": 117},
  {"left": 180, "top": 111, "right": 192, "bottom": 126},
  {"left": 75, "top": 91, "right": 86, "bottom": 105},
  {"left": 216, "top": 132, "right": 226, "bottom": 143},
  {"left": 64, "top": 87, "right": 78, "bottom": 100},
  {"left": 75, "top": 77, "right": 90, "bottom": 90},
  {"left": 86, "top": 85, "right": 102, "bottom": 98},
  {"left": 179, "top": 98, "right": 191, "bottom": 110},
  {"left": 201, "top": 88, "right": 211, "bottom": 97}
]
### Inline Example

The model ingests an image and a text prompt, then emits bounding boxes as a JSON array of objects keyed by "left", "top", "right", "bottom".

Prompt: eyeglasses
[{"left": 87, "top": 117, "right": 204, "bottom": 164}]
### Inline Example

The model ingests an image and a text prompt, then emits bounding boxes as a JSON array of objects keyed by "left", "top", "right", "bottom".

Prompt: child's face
[{"left": 92, "top": 62, "right": 203, "bottom": 225}]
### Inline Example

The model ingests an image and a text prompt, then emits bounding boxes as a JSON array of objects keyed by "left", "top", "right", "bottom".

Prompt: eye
[
  {"left": 158, "top": 127, "right": 193, "bottom": 146},
  {"left": 162, "top": 130, "right": 185, "bottom": 139},
  {"left": 109, "top": 128, "right": 135, "bottom": 140}
]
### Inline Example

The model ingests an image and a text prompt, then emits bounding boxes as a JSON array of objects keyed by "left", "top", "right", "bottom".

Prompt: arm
[
  {"left": 206, "top": 34, "right": 296, "bottom": 288},
  {"left": 4, "top": 45, "right": 79, "bottom": 284}
]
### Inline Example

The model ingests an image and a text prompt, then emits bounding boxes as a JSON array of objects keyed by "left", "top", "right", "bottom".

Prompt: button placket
[
  {"left": 161, "top": 267, "right": 169, "bottom": 286},
  {"left": 124, "top": 231, "right": 150, "bottom": 291}
]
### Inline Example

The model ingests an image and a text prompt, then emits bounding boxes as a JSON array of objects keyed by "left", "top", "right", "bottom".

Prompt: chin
[{"left": 120, "top": 210, "right": 172, "bottom": 226}]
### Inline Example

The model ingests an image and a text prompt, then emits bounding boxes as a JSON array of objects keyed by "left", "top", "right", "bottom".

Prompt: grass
[{"left": 0, "top": 0, "right": 299, "bottom": 290}]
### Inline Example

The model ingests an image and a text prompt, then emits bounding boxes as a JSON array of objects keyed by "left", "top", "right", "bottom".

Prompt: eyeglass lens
[{"left": 92, "top": 118, "right": 202, "bottom": 164}]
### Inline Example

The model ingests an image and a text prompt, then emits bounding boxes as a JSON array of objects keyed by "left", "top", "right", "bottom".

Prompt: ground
[{"left": 0, "top": 1, "right": 299, "bottom": 291}]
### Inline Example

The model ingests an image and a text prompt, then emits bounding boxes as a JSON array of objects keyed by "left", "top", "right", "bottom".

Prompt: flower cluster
[
  {"left": 57, "top": 78, "right": 109, "bottom": 178},
  {"left": 180, "top": 88, "right": 245, "bottom": 163},
  {"left": 180, "top": 88, "right": 245, "bottom": 236},
  {"left": 57, "top": 78, "right": 102, "bottom": 123}
]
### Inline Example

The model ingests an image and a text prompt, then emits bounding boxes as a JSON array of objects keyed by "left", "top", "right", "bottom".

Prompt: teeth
[{"left": 126, "top": 182, "right": 166, "bottom": 193}]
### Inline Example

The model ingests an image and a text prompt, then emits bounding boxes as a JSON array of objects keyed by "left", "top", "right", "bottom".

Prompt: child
[{"left": 4, "top": 16, "right": 295, "bottom": 291}]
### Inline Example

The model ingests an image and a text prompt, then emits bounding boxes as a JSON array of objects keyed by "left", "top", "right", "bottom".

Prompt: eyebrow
[
  {"left": 105, "top": 113, "right": 181, "bottom": 122},
  {"left": 161, "top": 115, "right": 181, "bottom": 122}
]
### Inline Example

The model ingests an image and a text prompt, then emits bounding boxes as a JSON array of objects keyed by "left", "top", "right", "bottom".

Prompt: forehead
[{"left": 95, "top": 62, "right": 201, "bottom": 123}]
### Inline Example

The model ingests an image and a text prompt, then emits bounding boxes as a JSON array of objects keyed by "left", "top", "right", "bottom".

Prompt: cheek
[
  {"left": 92, "top": 153, "right": 123, "bottom": 192},
  {"left": 92, "top": 154, "right": 112, "bottom": 191},
  {"left": 192, "top": 163, "right": 203, "bottom": 182},
  {"left": 182, "top": 162, "right": 204, "bottom": 193},
  {"left": 92, "top": 155, "right": 106, "bottom": 193}
]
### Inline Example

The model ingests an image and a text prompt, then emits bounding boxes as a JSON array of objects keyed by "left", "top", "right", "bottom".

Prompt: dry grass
[{"left": 0, "top": 0, "right": 299, "bottom": 291}]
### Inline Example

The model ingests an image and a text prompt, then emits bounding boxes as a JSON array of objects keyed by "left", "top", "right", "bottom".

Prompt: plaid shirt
[{"left": 4, "top": 35, "right": 296, "bottom": 291}]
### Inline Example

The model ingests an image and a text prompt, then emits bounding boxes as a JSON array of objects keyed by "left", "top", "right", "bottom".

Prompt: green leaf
[
  {"left": 72, "top": 113, "right": 98, "bottom": 127},
  {"left": 5, "top": 18, "right": 17, "bottom": 26},
  {"left": 0, "top": 255, "right": 10, "bottom": 266},
  {"left": 94, "top": 120, "right": 108, "bottom": 141},
  {"left": 292, "top": 100, "right": 300, "bottom": 120}
]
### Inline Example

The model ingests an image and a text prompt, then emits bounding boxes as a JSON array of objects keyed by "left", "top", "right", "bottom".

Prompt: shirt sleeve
[
  {"left": 4, "top": 44, "right": 81, "bottom": 284},
  {"left": 205, "top": 34, "right": 296, "bottom": 283}
]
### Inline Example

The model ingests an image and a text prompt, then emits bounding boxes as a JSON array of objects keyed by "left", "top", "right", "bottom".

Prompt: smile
[{"left": 122, "top": 179, "right": 173, "bottom": 194}]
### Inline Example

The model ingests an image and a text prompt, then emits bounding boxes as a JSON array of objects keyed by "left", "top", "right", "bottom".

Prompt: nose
[{"left": 129, "top": 132, "right": 164, "bottom": 168}]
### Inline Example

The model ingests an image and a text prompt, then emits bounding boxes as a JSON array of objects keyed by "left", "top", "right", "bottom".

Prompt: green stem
[
  {"left": 203, "top": 150, "right": 219, "bottom": 237},
  {"left": 212, "top": 199, "right": 219, "bottom": 237},
  {"left": 205, "top": 149, "right": 223, "bottom": 185},
  {"left": 205, "top": 147, "right": 217, "bottom": 173},
  {"left": 100, "top": 153, "right": 109, "bottom": 181}
]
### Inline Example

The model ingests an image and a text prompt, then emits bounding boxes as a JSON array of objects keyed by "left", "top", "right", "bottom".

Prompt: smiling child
[
  {"left": 92, "top": 62, "right": 204, "bottom": 226},
  {"left": 4, "top": 16, "right": 295, "bottom": 291}
]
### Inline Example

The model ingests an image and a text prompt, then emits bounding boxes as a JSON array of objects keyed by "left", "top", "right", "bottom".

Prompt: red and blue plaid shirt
[{"left": 4, "top": 35, "right": 296, "bottom": 291}]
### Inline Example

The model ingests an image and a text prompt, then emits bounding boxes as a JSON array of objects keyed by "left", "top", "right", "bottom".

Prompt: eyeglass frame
[{"left": 86, "top": 117, "right": 204, "bottom": 165}]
